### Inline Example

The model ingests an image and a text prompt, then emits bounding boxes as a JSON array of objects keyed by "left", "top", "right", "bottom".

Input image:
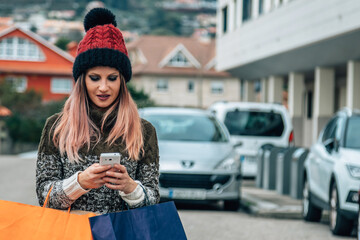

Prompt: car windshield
[
  {"left": 144, "top": 114, "right": 228, "bottom": 142},
  {"left": 224, "top": 110, "right": 284, "bottom": 137},
  {"left": 344, "top": 116, "right": 360, "bottom": 149}
]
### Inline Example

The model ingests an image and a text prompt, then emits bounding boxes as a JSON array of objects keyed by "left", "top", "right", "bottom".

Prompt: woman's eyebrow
[{"left": 88, "top": 72, "right": 100, "bottom": 75}]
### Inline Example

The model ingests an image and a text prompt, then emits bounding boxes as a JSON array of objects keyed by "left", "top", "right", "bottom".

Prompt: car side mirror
[{"left": 324, "top": 138, "right": 335, "bottom": 153}]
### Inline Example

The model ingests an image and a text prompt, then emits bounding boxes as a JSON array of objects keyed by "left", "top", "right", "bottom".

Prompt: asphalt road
[{"left": 0, "top": 155, "right": 353, "bottom": 240}]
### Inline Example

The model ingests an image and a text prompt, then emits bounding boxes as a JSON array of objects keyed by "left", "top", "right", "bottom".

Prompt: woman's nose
[{"left": 98, "top": 79, "right": 108, "bottom": 91}]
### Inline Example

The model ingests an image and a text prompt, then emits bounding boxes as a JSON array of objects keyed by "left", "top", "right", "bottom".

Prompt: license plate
[{"left": 168, "top": 189, "right": 206, "bottom": 200}]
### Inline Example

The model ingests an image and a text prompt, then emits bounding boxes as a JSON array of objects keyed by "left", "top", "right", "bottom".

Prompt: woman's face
[{"left": 85, "top": 66, "right": 121, "bottom": 108}]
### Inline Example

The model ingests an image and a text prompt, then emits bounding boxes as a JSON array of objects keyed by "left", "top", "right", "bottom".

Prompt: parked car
[
  {"left": 302, "top": 108, "right": 360, "bottom": 236},
  {"left": 208, "top": 101, "right": 294, "bottom": 178},
  {"left": 139, "top": 107, "right": 242, "bottom": 211}
]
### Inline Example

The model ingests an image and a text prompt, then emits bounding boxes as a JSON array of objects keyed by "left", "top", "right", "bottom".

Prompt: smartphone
[{"left": 99, "top": 152, "right": 121, "bottom": 166}]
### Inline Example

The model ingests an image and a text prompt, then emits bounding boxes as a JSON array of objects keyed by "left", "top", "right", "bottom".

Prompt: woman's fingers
[
  {"left": 113, "top": 164, "right": 127, "bottom": 173},
  {"left": 92, "top": 164, "right": 112, "bottom": 173}
]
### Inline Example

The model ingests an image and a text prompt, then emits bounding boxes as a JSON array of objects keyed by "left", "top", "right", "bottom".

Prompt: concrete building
[{"left": 216, "top": 0, "right": 360, "bottom": 147}]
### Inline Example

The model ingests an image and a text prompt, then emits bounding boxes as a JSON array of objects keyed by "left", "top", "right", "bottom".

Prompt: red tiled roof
[{"left": 127, "top": 35, "right": 230, "bottom": 78}]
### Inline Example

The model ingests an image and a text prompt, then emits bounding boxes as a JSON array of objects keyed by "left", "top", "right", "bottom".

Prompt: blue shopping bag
[{"left": 89, "top": 201, "right": 187, "bottom": 240}]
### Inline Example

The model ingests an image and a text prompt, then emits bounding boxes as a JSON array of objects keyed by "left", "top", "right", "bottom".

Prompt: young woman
[{"left": 36, "top": 8, "right": 159, "bottom": 214}]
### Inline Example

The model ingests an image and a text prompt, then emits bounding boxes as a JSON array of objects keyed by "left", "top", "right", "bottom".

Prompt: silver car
[{"left": 139, "top": 107, "right": 241, "bottom": 211}]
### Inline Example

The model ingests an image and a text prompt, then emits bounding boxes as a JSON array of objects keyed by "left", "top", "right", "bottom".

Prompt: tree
[
  {"left": 0, "top": 81, "right": 63, "bottom": 144},
  {"left": 127, "top": 83, "right": 154, "bottom": 108},
  {"left": 55, "top": 37, "right": 71, "bottom": 51}
]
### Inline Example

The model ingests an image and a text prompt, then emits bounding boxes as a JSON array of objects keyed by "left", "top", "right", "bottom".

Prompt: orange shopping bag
[{"left": 0, "top": 187, "right": 96, "bottom": 240}]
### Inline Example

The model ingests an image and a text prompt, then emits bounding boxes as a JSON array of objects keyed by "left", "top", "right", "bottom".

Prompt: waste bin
[
  {"left": 263, "top": 146, "right": 283, "bottom": 190},
  {"left": 276, "top": 147, "right": 298, "bottom": 195},
  {"left": 256, "top": 144, "right": 274, "bottom": 188},
  {"left": 290, "top": 148, "right": 309, "bottom": 199}
]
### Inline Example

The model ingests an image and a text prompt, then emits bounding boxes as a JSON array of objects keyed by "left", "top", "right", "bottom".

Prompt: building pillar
[
  {"left": 260, "top": 77, "right": 268, "bottom": 102},
  {"left": 267, "top": 76, "right": 283, "bottom": 103},
  {"left": 313, "top": 67, "right": 335, "bottom": 143},
  {"left": 346, "top": 61, "right": 360, "bottom": 109},
  {"left": 252, "top": 0, "right": 260, "bottom": 19},
  {"left": 228, "top": 0, "right": 235, "bottom": 32},
  {"left": 263, "top": 0, "right": 272, "bottom": 13},
  {"left": 244, "top": 80, "right": 256, "bottom": 102},
  {"left": 288, "top": 72, "right": 304, "bottom": 146},
  {"left": 235, "top": 0, "right": 243, "bottom": 28}
]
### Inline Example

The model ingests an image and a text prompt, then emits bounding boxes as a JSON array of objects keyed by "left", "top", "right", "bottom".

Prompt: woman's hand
[
  {"left": 78, "top": 163, "right": 112, "bottom": 190},
  {"left": 103, "top": 164, "right": 138, "bottom": 194}
]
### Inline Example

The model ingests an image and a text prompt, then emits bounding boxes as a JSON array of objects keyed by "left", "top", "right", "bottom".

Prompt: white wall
[{"left": 217, "top": 0, "right": 360, "bottom": 71}]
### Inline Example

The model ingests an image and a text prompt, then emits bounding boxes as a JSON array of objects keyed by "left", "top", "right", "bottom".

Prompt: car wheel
[
  {"left": 224, "top": 199, "right": 240, "bottom": 211},
  {"left": 302, "top": 178, "right": 322, "bottom": 222},
  {"left": 329, "top": 182, "right": 353, "bottom": 236}
]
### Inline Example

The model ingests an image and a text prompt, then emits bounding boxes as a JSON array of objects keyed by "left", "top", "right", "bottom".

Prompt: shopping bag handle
[
  {"left": 43, "top": 185, "right": 71, "bottom": 213},
  {"left": 138, "top": 184, "right": 150, "bottom": 206}
]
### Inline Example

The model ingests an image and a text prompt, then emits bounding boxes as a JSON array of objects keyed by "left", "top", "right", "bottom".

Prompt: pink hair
[{"left": 52, "top": 75, "right": 144, "bottom": 163}]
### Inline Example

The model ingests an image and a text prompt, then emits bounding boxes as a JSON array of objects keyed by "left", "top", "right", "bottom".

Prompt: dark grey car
[{"left": 139, "top": 107, "right": 242, "bottom": 211}]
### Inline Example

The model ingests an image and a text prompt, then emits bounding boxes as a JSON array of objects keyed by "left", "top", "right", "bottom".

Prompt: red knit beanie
[{"left": 72, "top": 8, "right": 132, "bottom": 82}]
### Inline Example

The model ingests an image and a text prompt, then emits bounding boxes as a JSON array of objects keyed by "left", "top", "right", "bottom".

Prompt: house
[
  {"left": 0, "top": 25, "right": 74, "bottom": 102},
  {"left": 217, "top": 0, "right": 360, "bottom": 147},
  {"left": 127, "top": 35, "right": 240, "bottom": 108}
]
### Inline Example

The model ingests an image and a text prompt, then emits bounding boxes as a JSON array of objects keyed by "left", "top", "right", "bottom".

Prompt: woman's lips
[{"left": 97, "top": 95, "right": 110, "bottom": 101}]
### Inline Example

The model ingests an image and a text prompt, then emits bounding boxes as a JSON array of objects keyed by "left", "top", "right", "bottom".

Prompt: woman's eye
[
  {"left": 89, "top": 75, "right": 100, "bottom": 81},
  {"left": 108, "top": 76, "right": 118, "bottom": 81}
]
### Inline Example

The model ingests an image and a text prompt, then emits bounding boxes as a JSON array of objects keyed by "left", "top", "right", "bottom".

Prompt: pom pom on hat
[
  {"left": 73, "top": 8, "right": 132, "bottom": 82},
  {"left": 84, "top": 8, "right": 117, "bottom": 32}
]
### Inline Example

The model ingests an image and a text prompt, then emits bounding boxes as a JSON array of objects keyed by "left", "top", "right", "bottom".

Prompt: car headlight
[
  {"left": 346, "top": 165, "right": 360, "bottom": 178},
  {"left": 215, "top": 156, "right": 240, "bottom": 171}
]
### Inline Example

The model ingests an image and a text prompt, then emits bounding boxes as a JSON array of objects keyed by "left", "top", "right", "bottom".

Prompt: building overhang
[{"left": 226, "top": 28, "right": 360, "bottom": 80}]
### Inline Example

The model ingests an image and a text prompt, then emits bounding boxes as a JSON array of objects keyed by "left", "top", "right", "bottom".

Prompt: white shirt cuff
[
  {"left": 62, "top": 171, "right": 89, "bottom": 200},
  {"left": 119, "top": 180, "right": 145, "bottom": 207}
]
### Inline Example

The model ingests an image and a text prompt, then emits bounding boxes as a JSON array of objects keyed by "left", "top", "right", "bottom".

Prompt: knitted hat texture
[{"left": 73, "top": 8, "right": 132, "bottom": 82}]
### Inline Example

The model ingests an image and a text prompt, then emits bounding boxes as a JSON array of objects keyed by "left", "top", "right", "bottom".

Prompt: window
[
  {"left": 0, "top": 37, "right": 45, "bottom": 61},
  {"left": 242, "top": 0, "right": 252, "bottom": 22},
  {"left": 322, "top": 117, "right": 338, "bottom": 143},
  {"left": 145, "top": 114, "right": 228, "bottom": 142},
  {"left": 167, "top": 51, "right": 191, "bottom": 67},
  {"left": 5, "top": 76, "right": 27, "bottom": 92},
  {"left": 51, "top": 78, "right": 73, "bottom": 94},
  {"left": 224, "top": 110, "right": 285, "bottom": 137},
  {"left": 222, "top": 6, "right": 228, "bottom": 33},
  {"left": 211, "top": 81, "right": 224, "bottom": 94},
  {"left": 259, "top": 0, "right": 264, "bottom": 14},
  {"left": 306, "top": 91, "right": 313, "bottom": 119},
  {"left": 188, "top": 80, "right": 195, "bottom": 93},
  {"left": 345, "top": 116, "right": 360, "bottom": 149},
  {"left": 157, "top": 79, "right": 168, "bottom": 92}
]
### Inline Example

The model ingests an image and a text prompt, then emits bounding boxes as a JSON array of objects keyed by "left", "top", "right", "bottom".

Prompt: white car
[
  {"left": 208, "top": 101, "right": 294, "bottom": 178},
  {"left": 302, "top": 108, "right": 360, "bottom": 236}
]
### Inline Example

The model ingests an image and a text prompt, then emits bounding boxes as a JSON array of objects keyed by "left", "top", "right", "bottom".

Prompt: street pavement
[
  {"left": 241, "top": 179, "right": 303, "bottom": 219},
  {"left": 0, "top": 155, "right": 38, "bottom": 205}
]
